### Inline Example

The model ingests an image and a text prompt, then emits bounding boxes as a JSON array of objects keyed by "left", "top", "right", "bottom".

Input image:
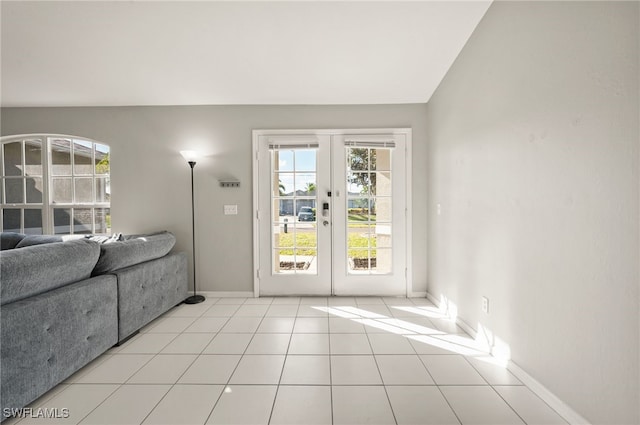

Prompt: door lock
[{"left": 322, "top": 202, "right": 330, "bottom": 217}]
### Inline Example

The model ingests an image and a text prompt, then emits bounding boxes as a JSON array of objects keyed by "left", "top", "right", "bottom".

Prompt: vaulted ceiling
[{"left": 1, "top": 1, "right": 491, "bottom": 107}]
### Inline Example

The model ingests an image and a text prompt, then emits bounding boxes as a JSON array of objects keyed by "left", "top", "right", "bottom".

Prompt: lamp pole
[{"left": 184, "top": 158, "right": 205, "bottom": 304}]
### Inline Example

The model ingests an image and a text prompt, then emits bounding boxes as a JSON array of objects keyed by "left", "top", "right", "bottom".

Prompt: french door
[{"left": 253, "top": 130, "right": 410, "bottom": 296}]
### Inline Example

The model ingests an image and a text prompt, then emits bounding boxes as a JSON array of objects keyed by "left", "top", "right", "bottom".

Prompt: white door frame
[{"left": 252, "top": 128, "right": 412, "bottom": 297}]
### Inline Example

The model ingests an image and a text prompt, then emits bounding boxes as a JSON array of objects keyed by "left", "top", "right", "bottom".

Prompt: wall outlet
[
  {"left": 482, "top": 296, "right": 489, "bottom": 314},
  {"left": 224, "top": 205, "right": 238, "bottom": 215}
]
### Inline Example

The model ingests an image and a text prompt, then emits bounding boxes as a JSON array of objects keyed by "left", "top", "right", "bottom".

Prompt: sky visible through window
[{"left": 277, "top": 150, "right": 316, "bottom": 195}]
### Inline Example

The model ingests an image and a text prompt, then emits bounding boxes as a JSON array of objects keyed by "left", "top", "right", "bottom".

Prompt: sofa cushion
[
  {"left": 15, "top": 235, "right": 63, "bottom": 248},
  {"left": 92, "top": 231, "right": 176, "bottom": 276},
  {"left": 13, "top": 234, "right": 86, "bottom": 249},
  {"left": 1, "top": 274, "right": 118, "bottom": 413},
  {"left": 0, "top": 238, "right": 101, "bottom": 305},
  {"left": 1, "top": 232, "right": 26, "bottom": 250}
]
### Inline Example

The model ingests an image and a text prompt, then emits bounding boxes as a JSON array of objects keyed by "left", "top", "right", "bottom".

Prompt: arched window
[{"left": 0, "top": 135, "right": 111, "bottom": 235}]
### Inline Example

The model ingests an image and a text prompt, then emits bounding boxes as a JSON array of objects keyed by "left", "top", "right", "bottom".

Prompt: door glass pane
[
  {"left": 273, "top": 249, "right": 316, "bottom": 274},
  {"left": 346, "top": 147, "right": 392, "bottom": 275},
  {"left": 274, "top": 249, "right": 292, "bottom": 273},
  {"left": 348, "top": 202, "right": 372, "bottom": 223},
  {"left": 3, "top": 142, "right": 22, "bottom": 176},
  {"left": 3, "top": 208, "right": 21, "bottom": 232},
  {"left": 372, "top": 172, "right": 391, "bottom": 196},
  {"left": 295, "top": 150, "right": 316, "bottom": 172},
  {"left": 271, "top": 148, "right": 318, "bottom": 275},
  {"left": 371, "top": 148, "right": 391, "bottom": 171},
  {"left": 275, "top": 199, "right": 294, "bottom": 221},
  {"left": 4, "top": 179, "right": 23, "bottom": 203},
  {"left": 26, "top": 177, "right": 43, "bottom": 203},
  {"left": 275, "top": 173, "right": 294, "bottom": 197},
  {"left": 295, "top": 173, "right": 316, "bottom": 195},
  {"left": 52, "top": 178, "right": 72, "bottom": 203},
  {"left": 75, "top": 177, "right": 93, "bottom": 203},
  {"left": 51, "top": 139, "right": 72, "bottom": 175},
  {"left": 296, "top": 201, "right": 316, "bottom": 224},
  {"left": 347, "top": 172, "right": 369, "bottom": 196},
  {"left": 374, "top": 249, "right": 392, "bottom": 274},
  {"left": 95, "top": 208, "right": 111, "bottom": 234},
  {"left": 348, "top": 231, "right": 373, "bottom": 250},
  {"left": 24, "top": 209, "right": 43, "bottom": 235},
  {"left": 53, "top": 208, "right": 71, "bottom": 234},
  {"left": 374, "top": 197, "right": 392, "bottom": 222},
  {"left": 273, "top": 223, "right": 293, "bottom": 248},
  {"left": 73, "top": 208, "right": 93, "bottom": 234},
  {"left": 274, "top": 150, "right": 293, "bottom": 172},
  {"left": 348, "top": 148, "right": 369, "bottom": 171},
  {"left": 24, "top": 139, "right": 43, "bottom": 176},
  {"left": 73, "top": 140, "right": 93, "bottom": 175},
  {"left": 348, "top": 249, "right": 370, "bottom": 272},
  {"left": 376, "top": 223, "right": 392, "bottom": 248}
]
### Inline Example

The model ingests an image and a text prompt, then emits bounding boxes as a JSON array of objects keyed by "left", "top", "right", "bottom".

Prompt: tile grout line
[
  {"left": 266, "top": 297, "right": 300, "bottom": 425},
  {"left": 136, "top": 299, "right": 219, "bottom": 425},
  {"left": 404, "top": 300, "right": 466, "bottom": 425},
  {"left": 362, "top": 308, "right": 399, "bottom": 425},
  {"left": 202, "top": 299, "right": 275, "bottom": 425},
  {"left": 326, "top": 307, "right": 334, "bottom": 425},
  {"left": 123, "top": 297, "right": 219, "bottom": 424},
  {"left": 67, "top": 304, "right": 207, "bottom": 425},
  {"left": 489, "top": 385, "right": 532, "bottom": 425},
  {"left": 492, "top": 384, "right": 570, "bottom": 425},
  {"left": 23, "top": 297, "right": 557, "bottom": 425}
]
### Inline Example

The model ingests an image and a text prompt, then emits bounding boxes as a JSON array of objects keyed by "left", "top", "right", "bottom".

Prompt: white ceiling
[{"left": 1, "top": 1, "right": 491, "bottom": 107}]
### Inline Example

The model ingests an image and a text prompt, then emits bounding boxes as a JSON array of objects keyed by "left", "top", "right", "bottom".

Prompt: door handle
[{"left": 323, "top": 220, "right": 329, "bottom": 227}]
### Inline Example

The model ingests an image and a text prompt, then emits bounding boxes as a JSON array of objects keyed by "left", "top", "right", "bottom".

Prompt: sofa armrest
[
  {"left": 92, "top": 232, "right": 176, "bottom": 276},
  {"left": 113, "top": 252, "right": 188, "bottom": 341}
]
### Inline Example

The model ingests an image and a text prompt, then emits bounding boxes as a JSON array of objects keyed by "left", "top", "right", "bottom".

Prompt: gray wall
[
  {"left": 1, "top": 104, "right": 428, "bottom": 294},
  {"left": 426, "top": 2, "right": 639, "bottom": 424}
]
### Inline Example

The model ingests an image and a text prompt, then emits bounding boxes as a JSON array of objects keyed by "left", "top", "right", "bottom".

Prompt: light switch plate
[{"left": 224, "top": 205, "right": 238, "bottom": 215}]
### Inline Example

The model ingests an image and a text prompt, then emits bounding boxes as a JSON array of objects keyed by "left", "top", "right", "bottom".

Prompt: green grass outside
[
  {"left": 347, "top": 214, "right": 376, "bottom": 229},
  {"left": 276, "top": 232, "right": 376, "bottom": 257},
  {"left": 347, "top": 213, "right": 375, "bottom": 222}
]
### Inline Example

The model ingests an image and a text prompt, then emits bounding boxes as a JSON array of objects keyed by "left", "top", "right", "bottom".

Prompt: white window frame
[{"left": 0, "top": 134, "right": 111, "bottom": 235}]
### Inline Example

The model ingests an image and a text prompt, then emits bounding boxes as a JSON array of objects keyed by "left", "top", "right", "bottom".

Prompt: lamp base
[{"left": 184, "top": 294, "right": 206, "bottom": 304}]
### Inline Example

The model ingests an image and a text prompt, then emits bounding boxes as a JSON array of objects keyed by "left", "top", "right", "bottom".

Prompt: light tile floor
[{"left": 6, "top": 297, "right": 569, "bottom": 425}]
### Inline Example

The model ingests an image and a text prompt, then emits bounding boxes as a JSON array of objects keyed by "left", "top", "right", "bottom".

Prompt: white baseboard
[
  {"left": 425, "top": 292, "right": 439, "bottom": 305},
  {"left": 201, "top": 291, "right": 428, "bottom": 299},
  {"left": 507, "top": 362, "right": 590, "bottom": 425},
  {"left": 425, "top": 291, "right": 589, "bottom": 425},
  {"left": 199, "top": 291, "right": 255, "bottom": 298}
]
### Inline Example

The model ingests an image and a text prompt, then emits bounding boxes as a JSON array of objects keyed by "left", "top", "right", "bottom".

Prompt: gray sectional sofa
[{"left": 0, "top": 231, "right": 188, "bottom": 420}]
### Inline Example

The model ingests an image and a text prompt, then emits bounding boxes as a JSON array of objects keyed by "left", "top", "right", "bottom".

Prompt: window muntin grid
[
  {"left": 270, "top": 148, "right": 318, "bottom": 275},
  {"left": 346, "top": 147, "right": 393, "bottom": 275},
  {"left": 0, "top": 135, "right": 111, "bottom": 235}
]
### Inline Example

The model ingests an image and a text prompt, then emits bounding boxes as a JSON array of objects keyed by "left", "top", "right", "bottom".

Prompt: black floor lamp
[{"left": 180, "top": 150, "right": 205, "bottom": 304}]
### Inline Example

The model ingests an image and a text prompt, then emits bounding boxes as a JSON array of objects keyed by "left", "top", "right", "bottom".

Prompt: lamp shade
[{"left": 180, "top": 150, "right": 198, "bottom": 163}]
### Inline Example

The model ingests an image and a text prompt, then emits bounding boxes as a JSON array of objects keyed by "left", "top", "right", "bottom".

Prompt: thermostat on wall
[{"left": 219, "top": 180, "right": 240, "bottom": 188}]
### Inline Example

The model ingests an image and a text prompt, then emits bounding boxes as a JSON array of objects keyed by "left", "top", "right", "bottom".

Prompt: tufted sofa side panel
[
  {"left": 114, "top": 252, "right": 188, "bottom": 342},
  {"left": 0, "top": 274, "right": 118, "bottom": 414}
]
